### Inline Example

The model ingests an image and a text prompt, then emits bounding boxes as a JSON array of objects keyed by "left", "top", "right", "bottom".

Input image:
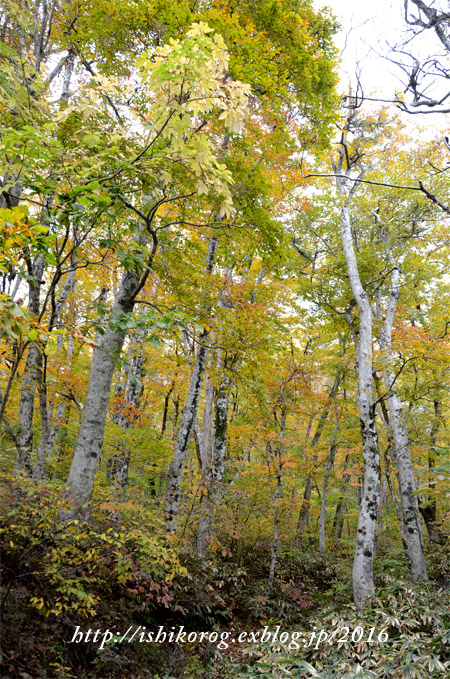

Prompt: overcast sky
[
  {"left": 313, "top": 0, "right": 449, "bottom": 131},
  {"left": 315, "top": 0, "right": 409, "bottom": 96}
]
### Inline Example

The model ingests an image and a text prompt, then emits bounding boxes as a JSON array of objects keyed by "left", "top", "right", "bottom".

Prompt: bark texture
[
  {"left": 196, "top": 367, "right": 233, "bottom": 554},
  {"left": 378, "top": 266, "right": 428, "bottom": 581},
  {"left": 211, "top": 371, "right": 232, "bottom": 496},
  {"left": 196, "top": 372, "right": 214, "bottom": 556},
  {"left": 337, "top": 174, "right": 381, "bottom": 610},
  {"left": 64, "top": 268, "right": 141, "bottom": 513}
]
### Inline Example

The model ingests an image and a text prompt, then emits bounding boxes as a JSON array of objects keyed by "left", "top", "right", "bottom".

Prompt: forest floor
[{"left": 1, "top": 480, "right": 449, "bottom": 679}]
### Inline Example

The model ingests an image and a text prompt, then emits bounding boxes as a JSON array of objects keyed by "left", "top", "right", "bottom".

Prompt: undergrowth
[{"left": 1, "top": 473, "right": 449, "bottom": 678}]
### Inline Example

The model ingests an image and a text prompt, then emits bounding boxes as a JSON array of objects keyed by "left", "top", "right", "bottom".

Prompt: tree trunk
[
  {"left": 296, "top": 371, "right": 341, "bottom": 541},
  {"left": 378, "top": 267, "right": 428, "bottom": 581},
  {"left": 160, "top": 381, "right": 174, "bottom": 437},
  {"left": 383, "top": 444, "right": 404, "bottom": 536},
  {"left": 195, "top": 368, "right": 233, "bottom": 553},
  {"left": 337, "top": 170, "right": 381, "bottom": 610},
  {"left": 211, "top": 371, "right": 232, "bottom": 497},
  {"left": 267, "top": 406, "right": 285, "bottom": 597},
  {"left": 164, "top": 331, "right": 211, "bottom": 532},
  {"left": 34, "top": 257, "right": 78, "bottom": 478},
  {"left": 319, "top": 413, "right": 339, "bottom": 552},
  {"left": 332, "top": 454, "right": 350, "bottom": 544},
  {"left": 196, "top": 372, "right": 214, "bottom": 556},
  {"left": 15, "top": 255, "right": 46, "bottom": 473},
  {"left": 107, "top": 348, "right": 143, "bottom": 490},
  {"left": 374, "top": 386, "right": 406, "bottom": 543},
  {"left": 64, "top": 268, "right": 141, "bottom": 514},
  {"left": 33, "top": 370, "right": 50, "bottom": 480},
  {"left": 419, "top": 400, "right": 446, "bottom": 543},
  {"left": 197, "top": 267, "right": 266, "bottom": 548},
  {"left": 164, "top": 237, "right": 218, "bottom": 533},
  {"left": 296, "top": 476, "right": 313, "bottom": 539}
]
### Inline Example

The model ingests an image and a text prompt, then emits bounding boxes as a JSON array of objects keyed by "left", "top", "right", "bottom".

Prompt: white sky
[
  {"left": 314, "top": 0, "right": 449, "bottom": 122},
  {"left": 316, "top": 0, "right": 402, "bottom": 96}
]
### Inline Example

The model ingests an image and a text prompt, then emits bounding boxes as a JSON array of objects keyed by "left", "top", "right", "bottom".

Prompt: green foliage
[
  {"left": 0, "top": 294, "right": 29, "bottom": 340},
  {"left": 219, "top": 582, "right": 450, "bottom": 679},
  {"left": 0, "top": 472, "right": 186, "bottom": 619}
]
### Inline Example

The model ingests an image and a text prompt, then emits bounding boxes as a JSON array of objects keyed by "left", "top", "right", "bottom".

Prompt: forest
[{"left": 0, "top": 0, "right": 449, "bottom": 677}]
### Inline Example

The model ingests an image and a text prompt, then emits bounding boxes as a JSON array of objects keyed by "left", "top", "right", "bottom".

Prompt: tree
[
  {"left": 296, "top": 104, "right": 444, "bottom": 605},
  {"left": 63, "top": 23, "right": 250, "bottom": 515},
  {"left": 332, "top": 117, "right": 382, "bottom": 609}
]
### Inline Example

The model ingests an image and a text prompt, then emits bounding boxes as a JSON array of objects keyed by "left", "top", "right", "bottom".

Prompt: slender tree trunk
[
  {"left": 60, "top": 47, "right": 75, "bottom": 102},
  {"left": 296, "top": 371, "right": 341, "bottom": 541},
  {"left": 33, "top": 370, "right": 50, "bottom": 480},
  {"left": 383, "top": 444, "right": 404, "bottom": 534},
  {"left": 161, "top": 381, "right": 174, "bottom": 437},
  {"left": 296, "top": 476, "right": 313, "bottom": 539},
  {"left": 378, "top": 267, "right": 428, "bottom": 581},
  {"left": 319, "top": 414, "right": 339, "bottom": 552},
  {"left": 374, "top": 390, "right": 406, "bottom": 543},
  {"left": 195, "top": 368, "right": 233, "bottom": 552},
  {"left": 164, "top": 237, "right": 218, "bottom": 533},
  {"left": 197, "top": 267, "right": 266, "bottom": 547},
  {"left": 337, "top": 166, "right": 381, "bottom": 609},
  {"left": 47, "top": 400, "right": 67, "bottom": 457},
  {"left": 196, "top": 372, "right": 214, "bottom": 556},
  {"left": 267, "top": 406, "right": 285, "bottom": 597},
  {"left": 107, "top": 349, "right": 143, "bottom": 489},
  {"left": 211, "top": 371, "right": 232, "bottom": 497},
  {"left": 333, "top": 454, "right": 350, "bottom": 543},
  {"left": 164, "top": 333, "right": 211, "bottom": 532},
  {"left": 171, "top": 397, "right": 179, "bottom": 440},
  {"left": 230, "top": 440, "right": 254, "bottom": 485},
  {"left": 15, "top": 255, "right": 46, "bottom": 473},
  {"left": 419, "top": 400, "right": 445, "bottom": 543},
  {"left": 34, "top": 256, "right": 78, "bottom": 478}
]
